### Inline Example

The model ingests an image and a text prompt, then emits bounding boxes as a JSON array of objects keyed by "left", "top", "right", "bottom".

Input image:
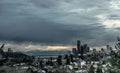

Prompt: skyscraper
[
  {"left": 72, "top": 48, "right": 77, "bottom": 57},
  {"left": 83, "top": 44, "right": 88, "bottom": 54},
  {"left": 87, "top": 47, "right": 90, "bottom": 52},
  {"left": 72, "top": 48, "right": 77, "bottom": 54},
  {"left": 77, "top": 40, "right": 81, "bottom": 54}
]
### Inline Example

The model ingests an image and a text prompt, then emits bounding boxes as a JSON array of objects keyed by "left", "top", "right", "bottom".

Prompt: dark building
[
  {"left": 83, "top": 44, "right": 88, "bottom": 54},
  {"left": 81, "top": 45, "right": 84, "bottom": 55},
  {"left": 87, "top": 47, "right": 90, "bottom": 52},
  {"left": 72, "top": 48, "right": 77, "bottom": 54},
  {"left": 74, "top": 40, "right": 90, "bottom": 56},
  {"left": 106, "top": 45, "right": 110, "bottom": 49},
  {"left": 72, "top": 48, "right": 77, "bottom": 57},
  {"left": 93, "top": 48, "right": 96, "bottom": 52},
  {"left": 77, "top": 40, "right": 81, "bottom": 54},
  {"left": 7, "top": 48, "right": 13, "bottom": 53}
]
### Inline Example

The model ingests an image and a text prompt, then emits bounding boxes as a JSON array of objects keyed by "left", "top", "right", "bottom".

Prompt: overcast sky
[{"left": 0, "top": 0, "right": 120, "bottom": 51}]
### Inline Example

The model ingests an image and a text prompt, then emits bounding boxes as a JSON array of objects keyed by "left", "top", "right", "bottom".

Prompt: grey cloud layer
[{"left": 0, "top": 0, "right": 120, "bottom": 47}]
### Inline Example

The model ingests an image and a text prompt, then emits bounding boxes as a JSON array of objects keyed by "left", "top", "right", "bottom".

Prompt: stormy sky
[{"left": 0, "top": 0, "right": 120, "bottom": 51}]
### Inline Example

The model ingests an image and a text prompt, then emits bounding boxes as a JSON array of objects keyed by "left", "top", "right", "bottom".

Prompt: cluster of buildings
[
  {"left": 71, "top": 40, "right": 113, "bottom": 62},
  {"left": 0, "top": 41, "right": 115, "bottom": 73},
  {"left": 72, "top": 40, "right": 112, "bottom": 55},
  {"left": 72, "top": 40, "right": 90, "bottom": 55}
]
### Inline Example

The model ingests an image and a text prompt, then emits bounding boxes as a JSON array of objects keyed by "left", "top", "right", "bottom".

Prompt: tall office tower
[
  {"left": 87, "top": 47, "right": 90, "bottom": 52},
  {"left": 72, "top": 48, "right": 77, "bottom": 54},
  {"left": 77, "top": 40, "right": 81, "bottom": 54},
  {"left": 81, "top": 45, "right": 84, "bottom": 57},
  {"left": 83, "top": 44, "right": 88, "bottom": 54},
  {"left": 72, "top": 48, "right": 77, "bottom": 57}
]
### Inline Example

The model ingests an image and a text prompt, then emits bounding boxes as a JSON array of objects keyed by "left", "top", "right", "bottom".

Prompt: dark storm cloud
[
  {"left": 0, "top": 18, "right": 105, "bottom": 45},
  {"left": 29, "top": 0, "right": 59, "bottom": 8},
  {"left": 0, "top": 0, "right": 120, "bottom": 48}
]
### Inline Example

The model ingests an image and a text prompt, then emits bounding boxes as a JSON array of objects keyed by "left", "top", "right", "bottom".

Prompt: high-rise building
[
  {"left": 72, "top": 48, "right": 77, "bottom": 57},
  {"left": 72, "top": 48, "right": 77, "bottom": 54},
  {"left": 83, "top": 44, "right": 88, "bottom": 54},
  {"left": 81, "top": 45, "right": 84, "bottom": 55},
  {"left": 77, "top": 40, "right": 81, "bottom": 54},
  {"left": 87, "top": 47, "right": 90, "bottom": 52}
]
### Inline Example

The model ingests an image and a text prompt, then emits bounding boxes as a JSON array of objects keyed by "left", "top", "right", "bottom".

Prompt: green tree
[
  {"left": 96, "top": 66, "right": 103, "bottom": 73},
  {"left": 107, "top": 50, "right": 120, "bottom": 73},
  {"left": 88, "top": 65, "right": 95, "bottom": 73},
  {"left": 106, "top": 37, "right": 120, "bottom": 73}
]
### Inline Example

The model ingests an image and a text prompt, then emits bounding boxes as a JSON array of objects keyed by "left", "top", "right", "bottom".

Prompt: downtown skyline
[{"left": 0, "top": 0, "right": 120, "bottom": 51}]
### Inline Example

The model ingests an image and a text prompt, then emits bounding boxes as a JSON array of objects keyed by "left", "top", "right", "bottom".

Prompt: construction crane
[
  {"left": 0, "top": 44, "right": 5, "bottom": 49},
  {"left": 115, "top": 37, "right": 120, "bottom": 49}
]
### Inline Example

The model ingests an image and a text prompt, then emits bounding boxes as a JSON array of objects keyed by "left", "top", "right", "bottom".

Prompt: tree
[
  {"left": 88, "top": 64, "right": 95, "bottom": 73},
  {"left": 106, "top": 37, "right": 120, "bottom": 73},
  {"left": 106, "top": 50, "right": 120, "bottom": 73},
  {"left": 96, "top": 66, "right": 103, "bottom": 73}
]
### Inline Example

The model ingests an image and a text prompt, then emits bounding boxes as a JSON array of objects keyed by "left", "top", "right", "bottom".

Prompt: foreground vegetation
[{"left": 0, "top": 66, "right": 26, "bottom": 73}]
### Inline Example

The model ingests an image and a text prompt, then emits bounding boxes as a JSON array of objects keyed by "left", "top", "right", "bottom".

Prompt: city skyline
[{"left": 0, "top": 0, "right": 120, "bottom": 51}]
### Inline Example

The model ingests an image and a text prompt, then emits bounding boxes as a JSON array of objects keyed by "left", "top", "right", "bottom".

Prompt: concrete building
[{"left": 8, "top": 48, "right": 13, "bottom": 53}]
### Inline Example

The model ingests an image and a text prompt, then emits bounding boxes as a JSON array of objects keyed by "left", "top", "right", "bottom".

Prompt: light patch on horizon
[
  {"left": 47, "top": 46, "right": 72, "bottom": 50},
  {"left": 0, "top": 42, "right": 74, "bottom": 52},
  {"left": 24, "top": 45, "right": 46, "bottom": 50}
]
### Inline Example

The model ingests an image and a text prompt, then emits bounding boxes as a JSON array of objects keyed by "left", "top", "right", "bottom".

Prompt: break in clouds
[{"left": 0, "top": 0, "right": 120, "bottom": 51}]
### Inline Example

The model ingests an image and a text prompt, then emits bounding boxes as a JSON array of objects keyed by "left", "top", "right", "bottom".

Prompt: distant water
[{"left": 24, "top": 50, "right": 70, "bottom": 58}]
